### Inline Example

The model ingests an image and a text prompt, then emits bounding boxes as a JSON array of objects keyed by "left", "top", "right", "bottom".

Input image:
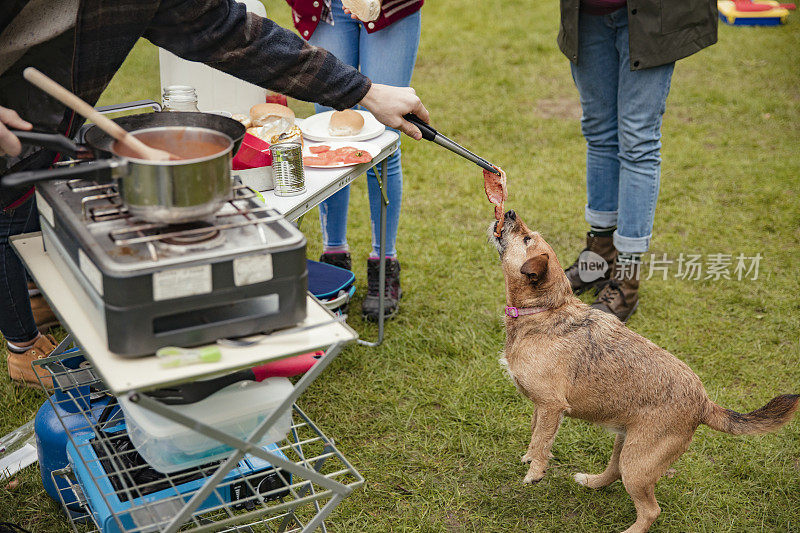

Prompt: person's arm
[
  {"left": 145, "top": 0, "right": 368, "bottom": 110},
  {"left": 0, "top": 106, "right": 32, "bottom": 157},
  {"left": 144, "top": 0, "right": 428, "bottom": 139}
]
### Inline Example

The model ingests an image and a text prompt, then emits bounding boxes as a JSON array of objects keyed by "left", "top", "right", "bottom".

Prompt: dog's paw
[
  {"left": 573, "top": 472, "right": 617, "bottom": 489},
  {"left": 521, "top": 452, "right": 535, "bottom": 464},
  {"left": 523, "top": 471, "right": 545, "bottom": 484},
  {"left": 573, "top": 473, "right": 590, "bottom": 486},
  {"left": 523, "top": 463, "right": 547, "bottom": 484}
]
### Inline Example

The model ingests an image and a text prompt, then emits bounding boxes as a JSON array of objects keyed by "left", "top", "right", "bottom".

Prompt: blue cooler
[{"left": 307, "top": 260, "right": 356, "bottom": 314}]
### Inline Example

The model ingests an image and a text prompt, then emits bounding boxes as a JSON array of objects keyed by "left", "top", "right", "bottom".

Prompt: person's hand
[
  {"left": 359, "top": 83, "right": 430, "bottom": 140},
  {"left": 0, "top": 106, "right": 32, "bottom": 157},
  {"left": 342, "top": 7, "right": 359, "bottom": 19}
]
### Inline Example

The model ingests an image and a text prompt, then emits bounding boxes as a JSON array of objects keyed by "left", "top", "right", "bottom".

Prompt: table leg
[
  {"left": 358, "top": 157, "right": 389, "bottom": 347},
  {"left": 51, "top": 334, "right": 73, "bottom": 357}
]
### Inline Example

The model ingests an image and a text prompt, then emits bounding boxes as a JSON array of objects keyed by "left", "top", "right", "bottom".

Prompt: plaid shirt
[
  {"left": 4, "top": 0, "right": 371, "bottom": 136},
  {"left": 79, "top": 0, "right": 370, "bottom": 117},
  {"left": 0, "top": 0, "right": 371, "bottom": 207}
]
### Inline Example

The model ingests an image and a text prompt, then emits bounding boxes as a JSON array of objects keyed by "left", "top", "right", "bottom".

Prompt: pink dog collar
[{"left": 505, "top": 306, "right": 548, "bottom": 318}]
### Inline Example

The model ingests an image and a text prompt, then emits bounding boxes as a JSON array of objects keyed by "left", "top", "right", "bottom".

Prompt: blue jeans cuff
[
  {"left": 585, "top": 205, "right": 618, "bottom": 228},
  {"left": 613, "top": 231, "right": 651, "bottom": 254}
]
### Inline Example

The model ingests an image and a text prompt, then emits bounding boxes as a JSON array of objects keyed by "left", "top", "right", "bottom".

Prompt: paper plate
[{"left": 298, "top": 110, "right": 385, "bottom": 142}]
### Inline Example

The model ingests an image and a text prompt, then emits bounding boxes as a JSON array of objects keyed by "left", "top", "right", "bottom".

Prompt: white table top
[
  {"left": 258, "top": 130, "right": 400, "bottom": 221},
  {"left": 12, "top": 233, "right": 358, "bottom": 395}
]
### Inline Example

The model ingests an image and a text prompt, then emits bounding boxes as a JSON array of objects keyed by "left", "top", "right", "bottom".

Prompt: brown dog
[{"left": 490, "top": 210, "right": 798, "bottom": 533}]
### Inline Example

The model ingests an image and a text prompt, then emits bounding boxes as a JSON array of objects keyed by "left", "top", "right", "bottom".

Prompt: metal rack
[{"left": 36, "top": 346, "right": 363, "bottom": 533}]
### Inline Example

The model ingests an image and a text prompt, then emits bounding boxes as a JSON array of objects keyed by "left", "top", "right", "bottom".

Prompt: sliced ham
[
  {"left": 303, "top": 145, "right": 373, "bottom": 167},
  {"left": 484, "top": 166, "right": 507, "bottom": 236}
]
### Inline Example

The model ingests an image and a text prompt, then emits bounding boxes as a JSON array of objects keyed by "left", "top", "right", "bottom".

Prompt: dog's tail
[{"left": 702, "top": 394, "right": 800, "bottom": 435}]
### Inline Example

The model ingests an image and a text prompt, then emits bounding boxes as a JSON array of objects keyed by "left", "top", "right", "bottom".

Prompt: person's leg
[
  {"left": 359, "top": 10, "right": 421, "bottom": 259},
  {"left": 357, "top": 11, "right": 421, "bottom": 320},
  {"left": 0, "top": 195, "right": 56, "bottom": 387},
  {"left": 0, "top": 196, "right": 40, "bottom": 348},
  {"left": 571, "top": 12, "right": 622, "bottom": 231},
  {"left": 613, "top": 11, "right": 674, "bottom": 256},
  {"left": 308, "top": 1, "right": 362, "bottom": 262},
  {"left": 564, "top": 12, "right": 621, "bottom": 294},
  {"left": 591, "top": 9, "right": 674, "bottom": 322}
]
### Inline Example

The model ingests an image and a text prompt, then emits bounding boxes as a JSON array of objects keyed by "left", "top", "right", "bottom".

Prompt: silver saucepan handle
[{"left": 1, "top": 159, "right": 126, "bottom": 188}]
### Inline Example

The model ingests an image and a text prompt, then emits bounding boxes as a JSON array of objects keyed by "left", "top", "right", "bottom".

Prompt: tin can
[{"left": 269, "top": 142, "right": 306, "bottom": 197}]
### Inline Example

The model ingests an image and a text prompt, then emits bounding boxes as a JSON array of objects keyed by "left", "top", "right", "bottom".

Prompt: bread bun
[
  {"left": 248, "top": 103, "right": 295, "bottom": 142},
  {"left": 232, "top": 113, "right": 252, "bottom": 129},
  {"left": 328, "top": 110, "right": 365, "bottom": 137},
  {"left": 250, "top": 103, "right": 295, "bottom": 126},
  {"left": 342, "top": 0, "right": 381, "bottom": 22}
]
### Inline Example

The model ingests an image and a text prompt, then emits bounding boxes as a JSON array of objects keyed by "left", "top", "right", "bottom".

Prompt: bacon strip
[{"left": 484, "top": 166, "right": 507, "bottom": 237}]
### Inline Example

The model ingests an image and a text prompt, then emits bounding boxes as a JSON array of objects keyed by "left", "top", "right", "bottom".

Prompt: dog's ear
[{"left": 520, "top": 253, "right": 548, "bottom": 282}]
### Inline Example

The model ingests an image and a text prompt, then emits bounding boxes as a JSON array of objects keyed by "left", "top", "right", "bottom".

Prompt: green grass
[{"left": 2, "top": 1, "right": 799, "bottom": 531}]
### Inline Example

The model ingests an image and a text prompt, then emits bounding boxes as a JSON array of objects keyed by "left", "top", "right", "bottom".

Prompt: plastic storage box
[
  {"left": 119, "top": 377, "right": 293, "bottom": 473},
  {"left": 307, "top": 259, "right": 356, "bottom": 314}
]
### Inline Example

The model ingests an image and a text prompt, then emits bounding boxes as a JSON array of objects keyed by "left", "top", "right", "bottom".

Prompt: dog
[{"left": 489, "top": 210, "right": 798, "bottom": 533}]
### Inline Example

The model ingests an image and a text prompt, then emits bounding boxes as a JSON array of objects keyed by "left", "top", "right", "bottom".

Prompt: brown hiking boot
[
  {"left": 564, "top": 231, "right": 617, "bottom": 294},
  {"left": 28, "top": 282, "right": 59, "bottom": 330},
  {"left": 7, "top": 333, "right": 56, "bottom": 389},
  {"left": 591, "top": 260, "right": 640, "bottom": 323}
]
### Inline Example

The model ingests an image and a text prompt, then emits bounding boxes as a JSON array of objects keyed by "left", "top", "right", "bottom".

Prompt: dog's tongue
[{"left": 484, "top": 166, "right": 507, "bottom": 236}]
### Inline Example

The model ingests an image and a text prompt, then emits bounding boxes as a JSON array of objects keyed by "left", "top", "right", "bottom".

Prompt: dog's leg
[
  {"left": 521, "top": 408, "right": 538, "bottom": 463},
  {"left": 574, "top": 432, "right": 626, "bottom": 489},
  {"left": 522, "top": 406, "right": 564, "bottom": 484},
  {"left": 618, "top": 432, "right": 691, "bottom": 533}
]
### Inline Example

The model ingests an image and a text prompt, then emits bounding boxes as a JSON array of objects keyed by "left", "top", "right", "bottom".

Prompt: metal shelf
[{"left": 38, "top": 351, "right": 363, "bottom": 533}]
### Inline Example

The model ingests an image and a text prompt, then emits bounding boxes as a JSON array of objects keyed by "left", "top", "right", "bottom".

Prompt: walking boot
[
  {"left": 319, "top": 251, "right": 352, "bottom": 271},
  {"left": 591, "top": 259, "right": 640, "bottom": 323},
  {"left": 7, "top": 333, "right": 57, "bottom": 389},
  {"left": 29, "top": 282, "right": 59, "bottom": 330},
  {"left": 564, "top": 231, "right": 617, "bottom": 294},
  {"left": 362, "top": 257, "right": 401, "bottom": 321}
]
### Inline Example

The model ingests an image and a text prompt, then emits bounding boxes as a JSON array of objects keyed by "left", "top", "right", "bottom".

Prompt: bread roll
[
  {"left": 342, "top": 0, "right": 381, "bottom": 22},
  {"left": 232, "top": 113, "right": 252, "bottom": 129},
  {"left": 250, "top": 103, "right": 295, "bottom": 126},
  {"left": 328, "top": 110, "right": 365, "bottom": 136},
  {"left": 249, "top": 103, "right": 295, "bottom": 141}
]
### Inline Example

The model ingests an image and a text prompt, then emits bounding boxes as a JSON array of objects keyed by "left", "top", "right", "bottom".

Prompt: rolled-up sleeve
[{"left": 144, "top": 0, "right": 371, "bottom": 109}]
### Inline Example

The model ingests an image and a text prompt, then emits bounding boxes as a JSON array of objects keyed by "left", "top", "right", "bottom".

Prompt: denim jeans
[
  {"left": 570, "top": 9, "right": 674, "bottom": 254},
  {"left": 0, "top": 196, "right": 40, "bottom": 344},
  {"left": 309, "top": 0, "right": 421, "bottom": 257}
]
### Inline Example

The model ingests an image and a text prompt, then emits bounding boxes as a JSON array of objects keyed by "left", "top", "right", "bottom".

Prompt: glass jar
[{"left": 162, "top": 85, "right": 200, "bottom": 112}]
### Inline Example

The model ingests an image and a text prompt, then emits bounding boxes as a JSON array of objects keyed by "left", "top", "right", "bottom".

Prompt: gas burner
[
  {"left": 153, "top": 222, "right": 226, "bottom": 253},
  {"left": 34, "top": 177, "right": 307, "bottom": 356},
  {"left": 158, "top": 222, "right": 220, "bottom": 245}
]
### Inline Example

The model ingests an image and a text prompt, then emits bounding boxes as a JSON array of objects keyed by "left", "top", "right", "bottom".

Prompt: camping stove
[{"left": 35, "top": 179, "right": 307, "bottom": 357}]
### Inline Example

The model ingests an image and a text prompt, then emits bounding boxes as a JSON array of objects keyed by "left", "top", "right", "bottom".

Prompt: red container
[
  {"left": 265, "top": 92, "right": 289, "bottom": 106},
  {"left": 232, "top": 133, "right": 272, "bottom": 170}
]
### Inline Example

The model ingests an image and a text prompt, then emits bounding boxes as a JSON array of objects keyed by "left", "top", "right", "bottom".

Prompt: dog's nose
[{"left": 505, "top": 210, "right": 516, "bottom": 221}]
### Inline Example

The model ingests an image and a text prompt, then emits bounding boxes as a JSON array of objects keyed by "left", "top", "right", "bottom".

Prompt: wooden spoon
[{"left": 23, "top": 67, "right": 179, "bottom": 161}]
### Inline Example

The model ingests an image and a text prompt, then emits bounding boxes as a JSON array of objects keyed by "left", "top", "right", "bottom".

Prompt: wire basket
[{"left": 35, "top": 351, "right": 363, "bottom": 533}]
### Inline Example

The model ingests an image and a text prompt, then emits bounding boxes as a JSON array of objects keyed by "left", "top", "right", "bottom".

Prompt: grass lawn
[{"left": 1, "top": 0, "right": 799, "bottom": 531}]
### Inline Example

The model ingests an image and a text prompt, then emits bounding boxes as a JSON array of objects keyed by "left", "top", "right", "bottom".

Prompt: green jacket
[{"left": 558, "top": 0, "right": 719, "bottom": 70}]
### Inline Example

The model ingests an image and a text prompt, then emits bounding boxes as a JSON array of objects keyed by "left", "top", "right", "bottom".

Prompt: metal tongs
[{"left": 404, "top": 113, "right": 501, "bottom": 175}]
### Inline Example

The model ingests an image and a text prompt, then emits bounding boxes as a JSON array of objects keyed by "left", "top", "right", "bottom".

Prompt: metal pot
[
  {"left": 2, "top": 112, "right": 246, "bottom": 224},
  {"left": 112, "top": 126, "right": 233, "bottom": 223}
]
